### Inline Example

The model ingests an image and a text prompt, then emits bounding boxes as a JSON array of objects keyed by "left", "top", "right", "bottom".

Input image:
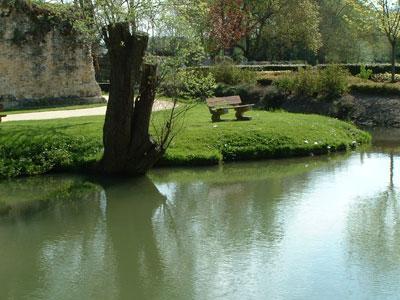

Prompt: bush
[
  {"left": 274, "top": 67, "right": 319, "bottom": 98},
  {"left": 161, "top": 69, "right": 216, "bottom": 100},
  {"left": 358, "top": 65, "right": 373, "bottom": 80},
  {"left": 274, "top": 65, "right": 349, "bottom": 100},
  {"left": 214, "top": 83, "right": 267, "bottom": 104},
  {"left": 294, "top": 68, "right": 321, "bottom": 97},
  {"left": 319, "top": 65, "right": 349, "bottom": 99},
  {"left": 210, "top": 62, "right": 256, "bottom": 85},
  {"left": 274, "top": 75, "right": 296, "bottom": 95}
]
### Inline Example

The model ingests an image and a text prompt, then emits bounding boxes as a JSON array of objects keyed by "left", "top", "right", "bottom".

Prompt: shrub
[
  {"left": 319, "top": 65, "right": 349, "bottom": 99},
  {"left": 274, "top": 75, "right": 296, "bottom": 95},
  {"left": 293, "top": 67, "right": 321, "bottom": 97},
  {"left": 358, "top": 65, "right": 373, "bottom": 80},
  {"left": 274, "top": 65, "right": 349, "bottom": 100},
  {"left": 214, "top": 83, "right": 267, "bottom": 104},
  {"left": 161, "top": 69, "right": 216, "bottom": 100},
  {"left": 210, "top": 62, "right": 256, "bottom": 85},
  {"left": 274, "top": 67, "right": 319, "bottom": 98}
]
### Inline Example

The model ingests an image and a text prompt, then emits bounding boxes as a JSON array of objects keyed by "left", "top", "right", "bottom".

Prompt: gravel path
[{"left": 3, "top": 100, "right": 173, "bottom": 122}]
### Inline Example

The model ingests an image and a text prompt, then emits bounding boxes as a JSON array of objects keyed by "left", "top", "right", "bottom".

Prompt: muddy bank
[{"left": 276, "top": 93, "right": 400, "bottom": 128}]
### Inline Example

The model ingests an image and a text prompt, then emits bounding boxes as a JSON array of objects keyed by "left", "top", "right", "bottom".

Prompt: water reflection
[
  {"left": 101, "top": 177, "right": 166, "bottom": 300},
  {"left": 0, "top": 176, "right": 167, "bottom": 299},
  {"left": 346, "top": 188, "right": 400, "bottom": 298},
  {"left": 0, "top": 146, "right": 400, "bottom": 299}
]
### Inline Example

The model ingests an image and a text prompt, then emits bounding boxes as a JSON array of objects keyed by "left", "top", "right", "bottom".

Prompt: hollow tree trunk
[
  {"left": 100, "top": 23, "right": 163, "bottom": 175},
  {"left": 391, "top": 41, "right": 397, "bottom": 83}
]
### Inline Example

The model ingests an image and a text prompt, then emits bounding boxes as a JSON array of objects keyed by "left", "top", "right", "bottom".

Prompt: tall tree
[
  {"left": 368, "top": 0, "right": 400, "bottom": 82},
  {"left": 242, "top": 0, "right": 277, "bottom": 58},
  {"left": 317, "top": 0, "right": 377, "bottom": 63},
  {"left": 231, "top": 0, "right": 322, "bottom": 62}
]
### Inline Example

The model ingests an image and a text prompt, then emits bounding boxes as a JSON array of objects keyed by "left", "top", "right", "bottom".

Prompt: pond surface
[{"left": 1, "top": 130, "right": 400, "bottom": 300}]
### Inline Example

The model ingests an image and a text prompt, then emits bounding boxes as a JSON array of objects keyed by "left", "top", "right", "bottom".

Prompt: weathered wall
[{"left": 0, "top": 0, "right": 102, "bottom": 108}]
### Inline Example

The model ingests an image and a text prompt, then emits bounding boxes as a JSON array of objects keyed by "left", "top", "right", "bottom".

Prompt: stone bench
[{"left": 206, "top": 96, "right": 254, "bottom": 122}]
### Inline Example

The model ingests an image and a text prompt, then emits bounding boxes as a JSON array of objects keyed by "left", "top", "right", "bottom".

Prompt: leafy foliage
[
  {"left": 160, "top": 69, "right": 216, "bottom": 100},
  {"left": 358, "top": 65, "right": 373, "bottom": 80},
  {"left": 320, "top": 65, "right": 350, "bottom": 98},
  {"left": 274, "top": 65, "right": 349, "bottom": 100},
  {"left": 208, "top": 0, "right": 248, "bottom": 51},
  {"left": 210, "top": 62, "right": 256, "bottom": 85}
]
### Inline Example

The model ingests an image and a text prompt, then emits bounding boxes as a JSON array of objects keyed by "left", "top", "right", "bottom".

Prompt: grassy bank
[{"left": 0, "top": 105, "right": 370, "bottom": 178}]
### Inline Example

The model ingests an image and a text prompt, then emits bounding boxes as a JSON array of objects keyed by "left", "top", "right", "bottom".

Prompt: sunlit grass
[{"left": 0, "top": 105, "right": 370, "bottom": 178}]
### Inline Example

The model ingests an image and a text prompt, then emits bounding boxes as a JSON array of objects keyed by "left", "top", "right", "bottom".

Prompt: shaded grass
[{"left": 0, "top": 105, "right": 371, "bottom": 178}]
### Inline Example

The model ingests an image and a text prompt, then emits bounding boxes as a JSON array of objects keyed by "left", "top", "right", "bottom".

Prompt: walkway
[{"left": 3, "top": 100, "right": 173, "bottom": 122}]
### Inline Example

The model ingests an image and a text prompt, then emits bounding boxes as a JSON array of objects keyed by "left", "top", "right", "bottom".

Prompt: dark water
[{"left": 1, "top": 131, "right": 400, "bottom": 299}]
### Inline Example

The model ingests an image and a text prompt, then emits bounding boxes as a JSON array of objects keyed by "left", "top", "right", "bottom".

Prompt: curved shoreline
[{"left": 0, "top": 106, "right": 371, "bottom": 178}]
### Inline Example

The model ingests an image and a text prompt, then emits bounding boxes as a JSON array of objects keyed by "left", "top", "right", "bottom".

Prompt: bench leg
[
  {"left": 210, "top": 108, "right": 228, "bottom": 122},
  {"left": 235, "top": 107, "right": 252, "bottom": 121},
  {"left": 211, "top": 113, "right": 221, "bottom": 122}
]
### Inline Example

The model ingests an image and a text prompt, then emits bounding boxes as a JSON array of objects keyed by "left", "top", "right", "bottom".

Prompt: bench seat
[
  {"left": 206, "top": 96, "right": 254, "bottom": 122},
  {"left": 209, "top": 104, "right": 254, "bottom": 110}
]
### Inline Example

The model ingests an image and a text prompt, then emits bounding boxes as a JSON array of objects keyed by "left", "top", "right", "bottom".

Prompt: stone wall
[{"left": 0, "top": 0, "right": 102, "bottom": 109}]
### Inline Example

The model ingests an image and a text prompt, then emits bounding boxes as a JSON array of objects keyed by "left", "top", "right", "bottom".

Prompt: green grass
[
  {"left": 157, "top": 105, "right": 370, "bottom": 165},
  {"left": 0, "top": 105, "right": 371, "bottom": 178},
  {"left": 4, "top": 103, "right": 106, "bottom": 115}
]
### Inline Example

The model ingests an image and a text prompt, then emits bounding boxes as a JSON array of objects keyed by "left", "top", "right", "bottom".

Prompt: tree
[
  {"left": 317, "top": 0, "right": 378, "bottom": 63},
  {"left": 228, "top": 0, "right": 322, "bottom": 62},
  {"left": 242, "top": 0, "right": 277, "bottom": 58},
  {"left": 45, "top": 0, "right": 180, "bottom": 175},
  {"left": 368, "top": 0, "right": 400, "bottom": 82},
  {"left": 208, "top": 0, "right": 248, "bottom": 54}
]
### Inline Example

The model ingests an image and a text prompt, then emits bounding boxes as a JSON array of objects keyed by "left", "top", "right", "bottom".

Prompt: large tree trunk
[
  {"left": 100, "top": 23, "right": 163, "bottom": 176},
  {"left": 391, "top": 41, "right": 397, "bottom": 83}
]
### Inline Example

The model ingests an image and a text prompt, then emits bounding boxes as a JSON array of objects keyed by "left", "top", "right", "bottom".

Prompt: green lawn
[{"left": 0, "top": 105, "right": 370, "bottom": 178}]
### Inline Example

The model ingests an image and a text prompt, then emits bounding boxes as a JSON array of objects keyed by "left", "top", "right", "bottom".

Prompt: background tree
[
  {"left": 208, "top": 0, "right": 248, "bottom": 55},
  {"left": 223, "top": 0, "right": 322, "bottom": 62},
  {"left": 369, "top": 0, "right": 400, "bottom": 82},
  {"left": 318, "top": 0, "right": 379, "bottom": 63}
]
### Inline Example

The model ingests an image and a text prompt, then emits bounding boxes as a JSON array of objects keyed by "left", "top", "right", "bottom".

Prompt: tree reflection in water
[
  {"left": 2, "top": 150, "right": 396, "bottom": 299},
  {"left": 0, "top": 176, "right": 168, "bottom": 299},
  {"left": 346, "top": 151, "right": 400, "bottom": 297}
]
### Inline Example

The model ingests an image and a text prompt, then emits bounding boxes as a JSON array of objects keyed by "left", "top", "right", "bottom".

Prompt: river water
[{"left": 1, "top": 130, "right": 400, "bottom": 299}]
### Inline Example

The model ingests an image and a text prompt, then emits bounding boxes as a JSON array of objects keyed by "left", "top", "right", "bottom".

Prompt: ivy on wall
[{"left": 1, "top": 0, "right": 84, "bottom": 47}]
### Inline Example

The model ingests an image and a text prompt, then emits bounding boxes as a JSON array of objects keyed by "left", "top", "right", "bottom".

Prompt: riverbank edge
[{"left": 0, "top": 107, "right": 371, "bottom": 178}]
